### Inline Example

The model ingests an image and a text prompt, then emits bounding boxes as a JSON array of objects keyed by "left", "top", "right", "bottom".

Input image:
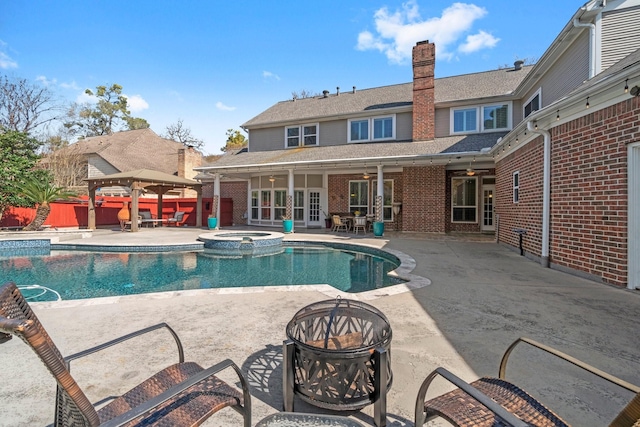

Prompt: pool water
[{"left": 0, "top": 246, "right": 404, "bottom": 302}]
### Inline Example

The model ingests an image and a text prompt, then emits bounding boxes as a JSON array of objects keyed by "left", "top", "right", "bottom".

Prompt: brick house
[{"left": 196, "top": 0, "right": 640, "bottom": 289}]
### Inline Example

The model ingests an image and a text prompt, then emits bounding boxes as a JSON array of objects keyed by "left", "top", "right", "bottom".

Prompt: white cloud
[
  {"left": 36, "top": 75, "right": 57, "bottom": 86},
  {"left": 216, "top": 101, "right": 236, "bottom": 111},
  {"left": 60, "top": 80, "right": 80, "bottom": 91},
  {"left": 76, "top": 91, "right": 97, "bottom": 104},
  {"left": 458, "top": 30, "right": 499, "bottom": 53},
  {"left": 0, "top": 48, "right": 17, "bottom": 69},
  {"left": 124, "top": 94, "right": 149, "bottom": 112},
  {"left": 263, "top": 70, "right": 280, "bottom": 80},
  {"left": 356, "top": 1, "right": 496, "bottom": 63}
]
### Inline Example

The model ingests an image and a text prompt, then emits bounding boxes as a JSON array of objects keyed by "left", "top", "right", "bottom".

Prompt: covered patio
[{"left": 86, "top": 169, "right": 203, "bottom": 232}]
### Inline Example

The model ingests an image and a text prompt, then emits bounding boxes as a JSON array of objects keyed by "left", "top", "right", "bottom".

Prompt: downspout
[
  {"left": 528, "top": 121, "right": 551, "bottom": 268},
  {"left": 573, "top": 14, "right": 596, "bottom": 78}
]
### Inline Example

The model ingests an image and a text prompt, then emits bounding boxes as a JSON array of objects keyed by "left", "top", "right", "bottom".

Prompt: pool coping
[{"left": 26, "top": 236, "right": 431, "bottom": 308}]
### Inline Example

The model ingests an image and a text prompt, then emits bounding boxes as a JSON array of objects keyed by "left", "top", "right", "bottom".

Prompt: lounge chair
[
  {"left": 415, "top": 337, "right": 640, "bottom": 427},
  {"left": 0, "top": 282, "right": 251, "bottom": 427},
  {"left": 167, "top": 211, "right": 185, "bottom": 227}
]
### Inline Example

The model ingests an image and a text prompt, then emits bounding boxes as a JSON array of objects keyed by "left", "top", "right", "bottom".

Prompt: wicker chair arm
[
  {"left": 415, "top": 367, "right": 529, "bottom": 427},
  {"left": 99, "top": 358, "right": 249, "bottom": 427},
  {"left": 499, "top": 337, "right": 640, "bottom": 394},
  {"left": 64, "top": 323, "right": 185, "bottom": 369}
]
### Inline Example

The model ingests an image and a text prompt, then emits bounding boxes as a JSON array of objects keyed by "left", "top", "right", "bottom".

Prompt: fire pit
[{"left": 283, "top": 298, "right": 392, "bottom": 427}]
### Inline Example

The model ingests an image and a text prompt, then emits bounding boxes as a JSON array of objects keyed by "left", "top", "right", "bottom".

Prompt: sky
[{"left": 2, "top": 0, "right": 582, "bottom": 154}]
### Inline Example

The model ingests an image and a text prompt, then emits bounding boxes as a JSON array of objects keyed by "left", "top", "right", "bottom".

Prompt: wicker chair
[
  {"left": 332, "top": 215, "right": 348, "bottom": 232},
  {"left": 352, "top": 216, "right": 367, "bottom": 234},
  {"left": 0, "top": 282, "right": 251, "bottom": 427},
  {"left": 415, "top": 337, "right": 640, "bottom": 427}
]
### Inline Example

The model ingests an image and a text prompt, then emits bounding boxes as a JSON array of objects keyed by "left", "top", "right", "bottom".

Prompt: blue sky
[{"left": 2, "top": 0, "right": 581, "bottom": 154}]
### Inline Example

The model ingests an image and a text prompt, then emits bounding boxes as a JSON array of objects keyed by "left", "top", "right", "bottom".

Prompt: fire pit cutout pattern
[{"left": 283, "top": 298, "right": 392, "bottom": 427}]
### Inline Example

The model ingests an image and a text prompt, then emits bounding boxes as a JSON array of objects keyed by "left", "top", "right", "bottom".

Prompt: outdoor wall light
[
  {"left": 624, "top": 79, "right": 629, "bottom": 93},
  {"left": 269, "top": 175, "right": 275, "bottom": 182},
  {"left": 586, "top": 97, "right": 590, "bottom": 108}
]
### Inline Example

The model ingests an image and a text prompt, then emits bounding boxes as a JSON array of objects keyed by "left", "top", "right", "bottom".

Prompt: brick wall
[
  {"left": 495, "top": 138, "right": 545, "bottom": 256},
  {"left": 402, "top": 165, "right": 446, "bottom": 232},
  {"left": 177, "top": 147, "right": 202, "bottom": 198},
  {"left": 221, "top": 181, "right": 248, "bottom": 225},
  {"left": 412, "top": 41, "right": 436, "bottom": 142},
  {"left": 496, "top": 96, "right": 640, "bottom": 287}
]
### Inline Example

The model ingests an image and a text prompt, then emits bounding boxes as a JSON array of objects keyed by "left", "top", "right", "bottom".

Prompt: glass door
[
  {"left": 482, "top": 184, "right": 495, "bottom": 231},
  {"left": 308, "top": 190, "right": 321, "bottom": 227}
]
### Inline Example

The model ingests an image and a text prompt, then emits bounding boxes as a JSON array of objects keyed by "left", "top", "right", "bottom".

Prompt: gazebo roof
[{"left": 86, "top": 169, "right": 201, "bottom": 189}]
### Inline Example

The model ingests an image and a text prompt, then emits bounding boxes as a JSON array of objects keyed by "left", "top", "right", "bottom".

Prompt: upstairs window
[
  {"left": 524, "top": 90, "right": 541, "bottom": 118},
  {"left": 348, "top": 115, "right": 395, "bottom": 142},
  {"left": 286, "top": 124, "right": 318, "bottom": 148},
  {"left": 453, "top": 108, "right": 477, "bottom": 133},
  {"left": 451, "top": 103, "right": 511, "bottom": 134}
]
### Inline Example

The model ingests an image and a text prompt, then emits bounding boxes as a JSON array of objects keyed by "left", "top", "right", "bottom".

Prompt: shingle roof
[
  {"left": 242, "top": 66, "right": 533, "bottom": 128},
  {"left": 71, "top": 128, "right": 186, "bottom": 175},
  {"left": 198, "top": 132, "right": 506, "bottom": 170}
]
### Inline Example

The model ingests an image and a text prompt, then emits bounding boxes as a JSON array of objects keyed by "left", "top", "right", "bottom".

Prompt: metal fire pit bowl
[{"left": 283, "top": 298, "right": 392, "bottom": 427}]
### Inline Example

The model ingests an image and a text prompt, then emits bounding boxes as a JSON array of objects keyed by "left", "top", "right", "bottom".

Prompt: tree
[
  {"left": 291, "top": 89, "right": 319, "bottom": 100},
  {"left": 221, "top": 128, "right": 247, "bottom": 152},
  {"left": 163, "top": 119, "right": 204, "bottom": 150},
  {"left": 16, "top": 176, "right": 75, "bottom": 231},
  {"left": 64, "top": 83, "right": 147, "bottom": 137},
  {"left": 0, "top": 74, "right": 61, "bottom": 134},
  {"left": 38, "top": 134, "right": 87, "bottom": 191},
  {"left": 0, "top": 129, "right": 43, "bottom": 222}
]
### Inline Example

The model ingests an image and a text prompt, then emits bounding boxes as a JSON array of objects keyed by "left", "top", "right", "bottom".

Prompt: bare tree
[
  {"left": 163, "top": 119, "right": 204, "bottom": 150},
  {"left": 0, "top": 74, "right": 62, "bottom": 135},
  {"left": 38, "top": 134, "right": 87, "bottom": 192},
  {"left": 291, "top": 89, "right": 320, "bottom": 100}
]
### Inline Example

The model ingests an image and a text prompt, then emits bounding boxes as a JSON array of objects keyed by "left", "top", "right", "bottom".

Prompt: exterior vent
[
  {"left": 353, "top": 86, "right": 356, "bottom": 94},
  {"left": 514, "top": 60, "right": 524, "bottom": 71},
  {"left": 322, "top": 90, "right": 329, "bottom": 98}
]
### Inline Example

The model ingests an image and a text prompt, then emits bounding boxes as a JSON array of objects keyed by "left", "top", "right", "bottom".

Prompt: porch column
[
  {"left": 288, "top": 169, "right": 294, "bottom": 233},
  {"left": 131, "top": 182, "right": 141, "bottom": 232},
  {"left": 88, "top": 186, "right": 96, "bottom": 230},
  {"left": 376, "top": 165, "right": 384, "bottom": 222},
  {"left": 213, "top": 173, "right": 220, "bottom": 229}
]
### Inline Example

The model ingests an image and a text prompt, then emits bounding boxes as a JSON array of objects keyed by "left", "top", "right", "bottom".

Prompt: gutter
[{"left": 527, "top": 121, "right": 551, "bottom": 268}]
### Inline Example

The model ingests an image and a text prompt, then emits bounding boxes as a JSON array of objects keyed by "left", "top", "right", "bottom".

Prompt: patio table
[{"left": 256, "top": 412, "right": 364, "bottom": 427}]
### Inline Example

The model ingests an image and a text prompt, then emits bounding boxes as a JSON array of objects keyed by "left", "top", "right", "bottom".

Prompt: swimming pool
[{"left": 0, "top": 244, "right": 405, "bottom": 302}]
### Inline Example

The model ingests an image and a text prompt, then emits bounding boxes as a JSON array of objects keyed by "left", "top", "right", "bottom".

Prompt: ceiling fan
[{"left": 454, "top": 162, "right": 489, "bottom": 176}]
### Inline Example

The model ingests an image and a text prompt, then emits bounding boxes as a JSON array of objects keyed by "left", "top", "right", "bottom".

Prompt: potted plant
[
  {"left": 354, "top": 210, "right": 361, "bottom": 217},
  {"left": 207, "top": 214, "right": 218, "bottom": 230},
  {"left": 323, "top": 210, "right": 332, "bottom": 229},
  {"left": 282, "top": 215, "right": 293, "bottom": 233}
]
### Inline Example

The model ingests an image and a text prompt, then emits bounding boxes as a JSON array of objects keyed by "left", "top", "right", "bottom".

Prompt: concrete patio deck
[{"left": 0, "top": 227, "right": 638, "bottom": 426}]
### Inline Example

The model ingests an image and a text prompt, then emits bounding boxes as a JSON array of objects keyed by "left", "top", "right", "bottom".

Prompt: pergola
[{"left": 86, "top": 169, "right": 203, "bottom": 232}]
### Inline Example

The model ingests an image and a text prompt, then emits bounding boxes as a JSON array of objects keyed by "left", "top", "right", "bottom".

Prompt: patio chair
[
  {"left": 332, "top": 215, "right": 348, "bottom": 232},
  {"left": 353, "top": 216, "right": 367, "bottom": 234},
  {"left": 167, "top": 211, "right": 185, "bottom": 227},
  {"left": 415, "top": 337, "right": 640, "bottom": 427},
  {"left": 0, "top": 282, "right": 251, "bottom": 427}
]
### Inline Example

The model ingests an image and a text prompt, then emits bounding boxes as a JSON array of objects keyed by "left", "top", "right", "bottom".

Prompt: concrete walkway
[{"left": 0, "top": 227, "right": 638, "bottom": 426}]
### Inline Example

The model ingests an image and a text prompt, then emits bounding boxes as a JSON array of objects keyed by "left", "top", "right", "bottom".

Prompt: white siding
[{"left": 602, "top": 6, "right": 640, "bottom": 70}]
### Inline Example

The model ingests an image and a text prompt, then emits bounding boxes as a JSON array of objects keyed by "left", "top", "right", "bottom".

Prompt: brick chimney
[
  {"left": 412, "top": 40, "right": 436, "bottom": 141},
  {"left": 178, "top": 146, "right": 202, "bottom": 198}
]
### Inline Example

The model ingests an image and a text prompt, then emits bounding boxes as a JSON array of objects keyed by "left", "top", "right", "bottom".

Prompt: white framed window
[
  {"left": 453, "top": 108, "right": 477, "bottom": 133},
  {"left": 523, "top": 89, "right": 541, "bottom": 118},
  {"left": 451, "top": 103, "right": 512, "bottom": 134},
  {"left": 348, "top": 115, "right": 396, "bottom": 143},
  {"left": 349, "top": 181, "right": 369, "bottom": 214},
  {"left": 372, "top": 179, "right": 394, "bottom": 221},
  {"left": 513, "top": 171, "right": 520, "bottom": 203},
  {"left": 285, "top": 123, "right": 318, "bottom": 148},
  {"left": 451, "top": 177, "right": 477, "bottom": 223}
]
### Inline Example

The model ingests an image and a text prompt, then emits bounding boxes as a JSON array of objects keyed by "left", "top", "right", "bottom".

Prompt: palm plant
[{"left": 17, "top": 177, "right": 75, "bottom": 231}]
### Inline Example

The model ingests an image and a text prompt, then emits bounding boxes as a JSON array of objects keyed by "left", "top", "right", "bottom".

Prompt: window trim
[
  {"left": 523, "top": 89, "right": 541, "bottom": 119},
  {"left": 284, "top": 123, "right": 319, "bottom": 148},
  {"left": 348, "top": 114, "right": 396, "bottom": 143},
  {"left": 451, "top": 177, "right": 478, "bottom": 223},
  {"left": 450, "top": 102, "right": 512, "bottom": 134},
  {"left": 513, "top": 171, "right": 520, "bottom": 203}
]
